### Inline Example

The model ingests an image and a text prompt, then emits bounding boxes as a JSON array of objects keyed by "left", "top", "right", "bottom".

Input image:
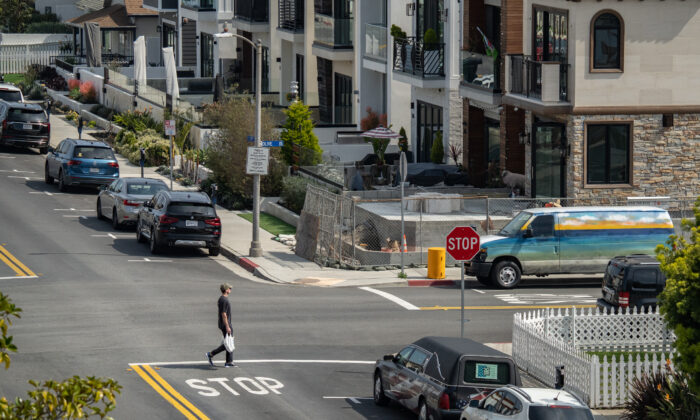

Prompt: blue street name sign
[
  {"left": 261, "top": 141, "right": 284, "bottom": 147},
  {"left": 246, "top": 135, "right": 255, "bottom": 143}
]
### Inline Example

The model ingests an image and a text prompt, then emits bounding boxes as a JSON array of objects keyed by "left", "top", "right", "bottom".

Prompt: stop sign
[{"left": 445, "top": 226, "right": 481, "bottom": 261}]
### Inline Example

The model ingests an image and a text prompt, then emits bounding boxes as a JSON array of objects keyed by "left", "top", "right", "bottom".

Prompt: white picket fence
[
  {"left": 0, "top": 34, "right": 70, "bottom": 74},
  {"left": 513, "top": 307, "right": 675, "bottom": 408}
]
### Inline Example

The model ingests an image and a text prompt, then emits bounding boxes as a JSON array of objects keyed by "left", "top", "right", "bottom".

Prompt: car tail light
[
  {"left": 204, "top": 218, "right": 221, "bottom": 227},
  {"left": 108, "top": 162, "right": 119, "bottom": 168},
  {"left": 619, "top": 291, "right": 630, "bottom": 307},
  {"left": 67, "top": 160, "right": 81, "bottom": 166},
  {"left": 159, "top": 215, "right": 178, "bottom": 224},
  {"left": 123, "top": 199, "right": 140, "bottom": 207},
  {"left": 438, "top": 392, "right": 450, "bottom": 410},
  {"left": 548, "top": 405, "right": 572, "bottom": 409},
  {"left": 2, "top": 120, "right": 6, "bottom": 130}
]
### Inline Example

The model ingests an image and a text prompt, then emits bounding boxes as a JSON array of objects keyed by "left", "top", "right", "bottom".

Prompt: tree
[
  {"left": 430, "top": 131, "right": 444, "bottom": 164},
  {"left": 0, "top": 0, "right": 34, "bottom": 33},
  {"left": 656, "top": 196, "right": 700, "bottom": 394},
  {"left": 398, "top": 127, "right": 409, "bottom": 152},
  {"left": 280, "top": 101, "right": 321, "bottom": 167},
  {"left": 0, "top": 290, "right": 122, "bottom": 418},
  {"left": 360, "top": 106, "right": 387, "bottom": 131}
]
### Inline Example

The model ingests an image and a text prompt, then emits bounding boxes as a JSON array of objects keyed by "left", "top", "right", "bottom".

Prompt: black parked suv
[
  {"left": 136, "top": 190, "right": 221, "bottom": 256},
  {"left": 596, "top": 254, "right": 666, "bottom": 313},
  {"left": 0, "top": 101, "right": 50, "bottom": 153}
]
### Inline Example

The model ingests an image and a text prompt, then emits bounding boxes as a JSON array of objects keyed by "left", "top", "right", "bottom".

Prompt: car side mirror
[
  {"left": 383, "top": 354, "right": 395, "bottom": 362},
  {"left": 523, "top": 228, "right": 533, "bottom": 238},
  {"left": 469, "top": 399, "right": 480, "bottom": 408},
  {"left": 47, "top": 146, "right": 54, "bottom": 153}
]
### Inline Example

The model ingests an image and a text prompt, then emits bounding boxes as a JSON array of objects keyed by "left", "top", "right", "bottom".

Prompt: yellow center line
[
  {"left": 142, "top": 365, "right": 210, "bottom": 420},
  {"left": 0, "top": 248, "right": 25, "bottom": 277},
  {"left": 131, "top": 364, "right": 203, "bottom": 420},
  {"left": 0, "top": 245, "right": 36, "bottom": 277},
  {"left": 420, "top": 304, "right": 597, "bottom": 311}
]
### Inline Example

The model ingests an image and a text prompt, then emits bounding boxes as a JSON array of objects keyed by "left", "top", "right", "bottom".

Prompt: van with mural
[{"left": 465, "top": 207, "right": 674, "bottom": 289}]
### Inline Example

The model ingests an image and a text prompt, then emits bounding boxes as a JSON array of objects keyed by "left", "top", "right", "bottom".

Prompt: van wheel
[
  {"left": 476, "top": 276, "right": 492, "bottom": 286},
  {"left": 418, "top": 399, "right": 433, "bottom": 420},
  {"left": 373, "top": 373, "right": 389, "bottom": 406},
  {"left": 58, "top": 170, "right": 67, "bottom": 192},
  {"left": 491, "top": 260, "right": 521, "bottom": 289},
  {"left": 208, "top": 247, "right": 220, "bottom": 256}
]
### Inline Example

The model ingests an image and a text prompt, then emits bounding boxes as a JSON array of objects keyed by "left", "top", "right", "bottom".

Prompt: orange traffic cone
[{"left": 402, "top": 234, "right": 408, "bottom": 253}]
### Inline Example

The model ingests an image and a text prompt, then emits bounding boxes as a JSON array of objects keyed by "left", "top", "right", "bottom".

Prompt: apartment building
[{"left": 463, "top": 0, "right": 700, "bottom": 198}]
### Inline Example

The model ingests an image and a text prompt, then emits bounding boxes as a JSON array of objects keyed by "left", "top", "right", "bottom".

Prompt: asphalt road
[{"left": 0, "top": 146, "right": 603, "bottom": 419}]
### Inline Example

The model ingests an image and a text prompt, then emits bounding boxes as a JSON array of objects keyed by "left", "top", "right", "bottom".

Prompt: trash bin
[
  {"left": 427, "top": 247, "right": 445, "bottom": 279},
  {"left": 462, "top": 56, "right": 482, "bottom": 84}
]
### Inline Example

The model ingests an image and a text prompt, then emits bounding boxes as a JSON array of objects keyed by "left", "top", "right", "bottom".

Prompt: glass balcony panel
[
  {"left": 278, "top": 0, "right": 304, "bottom": 31},
  {"left": 314, "top": 14, "right": 353, "bottom": 48},
  {"left": 392, "top": 37, "right": 444, "bottom": 77},
  {"left": 363, "top": 23, "right": 387, "bottom": 61},
  {"left": 235, "top": 0, "right": 268, "bottom": 22},
  {"left": 181, "top": 0, "right": 214, "bottom": 9},
  {"left": 460, "top": 50, "right": 499, "bottom": 91},
  {"left": 507, "top": 55, "right": 568, "bottom": 101}
]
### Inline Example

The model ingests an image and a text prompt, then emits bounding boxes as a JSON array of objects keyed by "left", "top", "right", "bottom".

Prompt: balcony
[
  {"left": 363, "top": 23, "right": 387, "bottom": 62},
  {"left": 181, "top": 0, "right": 215, "bottom": 10},
  {"left": 233, "top": 0, "right": 269, "bottom": 32},
  {"left": 460, "top": 50, "right": 501, "bottom": 105},
  {"left": 143, "top": 0, "right": 178, "bottom": 10},
  {"left": 312, "top": 14, "right": 353, "bottom": 61},
  {"left": 278, "top": 0, "right": 303, "bottom": 32},
  {"left": 392, "top": 37, "right": 444, "bottom": 87},
  {"left": 504, "top": 54, "right": 571, "bottom": 113}
]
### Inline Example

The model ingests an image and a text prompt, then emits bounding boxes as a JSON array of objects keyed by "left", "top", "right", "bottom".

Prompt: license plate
[
  {"left": 22, "top": 124, "right": 33, "bottom": 130},
  {"left": 89, "top": 168, "right": 99, "bottom": 173},
  {"left": 186, "top": 220, "right": 198, "bottom": 227}
]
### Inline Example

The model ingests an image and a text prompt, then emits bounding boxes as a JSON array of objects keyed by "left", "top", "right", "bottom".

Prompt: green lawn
[
  {"left": 238, "top": 212, "right": 296, "bottom": 236},
  {"left": 3, "top": 73, "right": 25, "bottom": 85}
]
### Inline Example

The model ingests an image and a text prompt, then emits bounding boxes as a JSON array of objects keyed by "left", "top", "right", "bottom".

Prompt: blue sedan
[{"left": 45, "top": 138, "right": 119, "bottom": 191}]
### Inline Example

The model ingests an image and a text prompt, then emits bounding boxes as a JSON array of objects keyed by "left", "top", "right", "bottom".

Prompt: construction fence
[{"left": 300, "top": 184, "right": 698, "bottom": 268}]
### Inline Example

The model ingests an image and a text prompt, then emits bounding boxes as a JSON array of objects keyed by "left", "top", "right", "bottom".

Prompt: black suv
[
  {"left": 596, "top": 254, "right": 666, "bottom": 313},
  {"left": 0, "top": 101, "right": 50, "bottom": 153},
  {"left": 136, "top": 190, "right": 221, "bottom": 256}
]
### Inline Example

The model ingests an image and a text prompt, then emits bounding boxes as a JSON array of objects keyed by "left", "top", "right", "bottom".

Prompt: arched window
[{"left": 590, "top": 11, "right": 623, "bottom": 71}]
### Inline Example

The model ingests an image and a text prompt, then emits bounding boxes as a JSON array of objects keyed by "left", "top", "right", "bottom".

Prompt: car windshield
[
  {"left": 0, "top": 90, "right": 22, "bottom": 102},
  {"left": 73, "top": 146, "right": 114, "bottom": 159},
  {"left": 498, "top": 212, "right": 533, "bottom": 237},
  {"left": 167, "top": 202, "right": 215, "bottom": 217},
  {"left": 8, "top": 108, "right": 46, "bottom": 122},
  {"left": 463, "top": 361, "right": 511, "bottom": 385},
  {"left": 528, "top": 406, "right": 594, "bottom": 420},
  {"left": 127, "top": 182, "right": 168, "bottom": 195}
]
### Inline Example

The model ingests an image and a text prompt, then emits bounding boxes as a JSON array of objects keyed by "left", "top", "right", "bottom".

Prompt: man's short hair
[{"left": 220, "top": 283, "right": 232, "bottom": 293}]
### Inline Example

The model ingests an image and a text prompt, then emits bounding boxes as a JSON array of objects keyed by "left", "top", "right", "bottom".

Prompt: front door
[
  {"left": 416, "top": 101, "right": 443, "bottom": 162},
  {"left": 532, "top": 122, "right": 566, "bottom": 197}
]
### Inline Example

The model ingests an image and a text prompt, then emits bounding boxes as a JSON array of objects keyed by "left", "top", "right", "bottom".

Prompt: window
[
  {"left": 482, "top": 391, "right": 503, "bottom": 413},
  {"left": 406, "top": 349, "right": 429, "bottom": 372},
  {"left": 497, "top": 391, "right": 523, "bottom": 415},
  {"left": 127, "top": 182, "right": 168, "bottom": 195},
  {"left": 530, "top": 215, "right": 554, "bottom": 237},
  {"left": 45, "top": 6, "right": 52, "bottom": 14},
  {"left": 200, "top": 33, "right": 214, "bottom": 77},
  {"left": 396, "top": 347, "right": 414, "bottom": 367},
  {"left": 591, "top": 11, "right": 623, "bottom": 71},
  {"left": 585, "top": 123, "right": 631, "bottom": 185},
  {"left": 463, "top": 360, "right": 511, "bottom": 385},
  {"left": 73, "top": 147, "right": 115, "bottom": 160}
]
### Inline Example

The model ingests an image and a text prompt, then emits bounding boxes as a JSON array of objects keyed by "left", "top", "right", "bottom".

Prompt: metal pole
[
  {"left": 169, "top": 134, "right": 173, "bottom": 190},
  {"left": 461, "top": 261, "right": 465, "bottom": 338},
  {"left": 249, "top": 39, "right": 263, "bottom": 257},
  {"left": 400, "top": 170, "right": 405, "bottom": 276}
]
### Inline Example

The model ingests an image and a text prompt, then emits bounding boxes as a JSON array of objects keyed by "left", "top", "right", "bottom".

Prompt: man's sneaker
[
  {"left": 206, "top": 352, "right": 214, "bottom": 367},
  {"left": 224, "top": 363, "right": 238, "bottom": 368}
]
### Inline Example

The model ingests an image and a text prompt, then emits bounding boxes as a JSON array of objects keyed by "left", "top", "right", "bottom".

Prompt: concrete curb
[
  {"left": 407, "top": 279, "right": 455, "bottom": 287},
  {"left": 219, "top": 245, "right": 282, "bottom": 284}
]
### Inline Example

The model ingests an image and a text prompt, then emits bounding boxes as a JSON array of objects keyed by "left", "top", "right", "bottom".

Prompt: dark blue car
[{"left": 45, "top": 138, "right": 119, "bottom": 191}]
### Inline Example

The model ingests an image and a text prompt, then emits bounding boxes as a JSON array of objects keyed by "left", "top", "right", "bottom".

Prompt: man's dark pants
[{"left": 210, "top": 328, "right": 233, "bottom": 364}]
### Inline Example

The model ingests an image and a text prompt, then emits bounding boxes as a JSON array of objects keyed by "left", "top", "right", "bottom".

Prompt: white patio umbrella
[
  {"left": 133, "top": 36, "right": 147, "bottom": 87},
  {"left": 361, "top": 125, "right": 400, "bottom": 139}
]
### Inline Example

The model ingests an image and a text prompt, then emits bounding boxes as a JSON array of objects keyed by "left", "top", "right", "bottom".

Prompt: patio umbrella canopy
[
  {"left": 361, "top": 125, "right": 400, "bottom": 139},
  {"left": 133, "top": 36, "right": 147, "bottom": 87},
  {"left": 84, "top": 22, "right": 102, "bottom": 67}
]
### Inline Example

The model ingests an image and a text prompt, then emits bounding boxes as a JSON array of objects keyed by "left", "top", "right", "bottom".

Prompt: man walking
[{"left": 206, "top": 283, "right": 237, "bottom": 368}]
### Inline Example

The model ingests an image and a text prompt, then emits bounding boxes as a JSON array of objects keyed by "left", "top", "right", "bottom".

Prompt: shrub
[
  {"left": 398, "top": 126, "right": 409, "bottom": 152},
  {"left": 623, "top": 364, "right": 700, "bottom": 420},
  {"left": 68, "top": 87, "right": 80, "bottom": 101},
  {"left": 45, "top": 75, "right": 67, "bottom": 91},
  {"left": 67, "top": 79, "right": 80, "bottom": 91},
  {"left": 115, "top": 129, "right": 174, "bottom": 166},
  {"left": 280, "top": 101, "right": 322, "bottom": 166},
  {"left": 26, "top": 84, "right": 44, "bottom": 100},
  {"left": 114, "top": 109, "right": 162, "bottom": 134},
  {"left": 430, "top": 131, "right": 444, "bottom": 164},
  {"left": 360, "top": 106, "right": 387, "bottom": 131},
  {"left": 390, "top": 24, "right": 406, "bottom": 40},
  {"left": 90, "top": 105, "right": 115, "bottom": 121},
  {"left": 79, "top": 81, "right": 97, "bottom": 103},
  {"left": 25, "top": 22, "right": 71, "bottom": 33},
  {"left": 280, "top": 176, "right": 313, "bottom": 214},
  {"left": 87, "top": 121, "right": 96, "bottom": 128}
]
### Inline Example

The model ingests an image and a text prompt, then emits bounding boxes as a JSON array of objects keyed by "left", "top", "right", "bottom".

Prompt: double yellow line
[
  {"left": 0, "top": 244, "right": 36, "bottom": 278},
  {"left": 131, "top": 364, "right": 209, "bottom": 420}
]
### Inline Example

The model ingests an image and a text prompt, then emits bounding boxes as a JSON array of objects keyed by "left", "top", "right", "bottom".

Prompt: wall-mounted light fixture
[
  {"left": 156, "top": 25, "right": 161, "bottom": 33},
  {"left": 440, "top": 8, "right": 449, "bottom": 22},
  {"left": 519, "top": 130, "right": 530, "bottom": 145},
  {"left": 406, "top": 3, "right": 415, "bottom": 16}
]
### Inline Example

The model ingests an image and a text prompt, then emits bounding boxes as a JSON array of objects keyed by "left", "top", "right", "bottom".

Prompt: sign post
[
  {"left": 246, "top": 147, "right": 270, "bottom": 175},
  {"left": 446, "top": 226, "right": 481, "bottom": 338},
  {"left": 399, "top": 151, "right": 408, "bottom": 277},
  {"left": 164, "top": 119, "right": 176, "bottom": 189}
]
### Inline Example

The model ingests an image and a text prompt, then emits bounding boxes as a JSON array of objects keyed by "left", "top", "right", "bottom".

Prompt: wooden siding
[{"left": 502, "top": 0, "right": 523, "bottom": 55}]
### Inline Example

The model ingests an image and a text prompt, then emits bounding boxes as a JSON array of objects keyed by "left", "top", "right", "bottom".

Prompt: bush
[
  {"left": 25, "top": 22, "right": 71, "bottom": 33},
  {"left": 45, "top": 75, "right": 67, "bottom": 91},
  {"left": 25, "top": 84, "right": 44, "bottom": 100},
  {"left": 623, "top": 365, "right": 700, "bottom": 420},
  {"left": 79, "top": 81, "right": 97, "bottom": 103},
  {"left": 90, "top": 105, "right": 115, "bottom": 121},
  {"left": 280, "top": 176, "right": 312, "bottom": 214},
  {"left": 114, "top": 129, "right": 173, "bottom": 166},
  {"left": 113, "top": 109, "right": 163, "bottom": 134},
  {"left": 67, "top": 79, "right": 80, "bottom": 91},
  {"left": 430, "top": 131, "right": 444, "bottom": 164}
]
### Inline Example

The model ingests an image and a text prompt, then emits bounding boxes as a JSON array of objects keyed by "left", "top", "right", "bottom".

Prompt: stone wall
[{"left": 567, "top": 113, "right": 700, "bottom": 200}]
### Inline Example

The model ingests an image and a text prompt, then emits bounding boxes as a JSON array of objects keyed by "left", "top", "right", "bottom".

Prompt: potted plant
[
  {"left": 430, "top": 130, "right": 444, "bottom": 164},
  {"left": 423, "top": 29, "right": 441, "bottom": 74},
  {"left": 398, "top": 126, "right": 409, "bottom": 153}
]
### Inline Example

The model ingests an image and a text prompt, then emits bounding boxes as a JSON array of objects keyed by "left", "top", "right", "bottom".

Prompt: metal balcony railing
[
  {"left": 314, "top": 14, "right": 353, "bottom": 48},
  {"left": 461, "top": 50, "right": 500, "bottom": 91},
  {"left": 508, "top": 54, "right": 568, "bottom": 102},
  {"left": 363, "top": 23, "right": 387, "bottom": 61},
  {"left": 278, "top": 0, "right": 304, "bottom": 32},
  {"left": 392, "top": 37, "right": 444, "bottom": 77},
  {"left": 181, "top": 0, "right": 214, "bottom": 9},
  {"left": 234, "top": 0, "right": 268, "bottom": 22}
]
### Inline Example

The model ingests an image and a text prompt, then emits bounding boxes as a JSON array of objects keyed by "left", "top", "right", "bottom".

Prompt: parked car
[
  {"left": 0, "top": 83, "right": 25, "bottom": 102},
  {"left": 45, "top": 139, "right": 119, "bottom": 191},
  {"left": 0, "top": 101, "right": 50, "bottom": 153},
  {"left": 596, "top": 254, "right": 666, "bottom": 313},
  {"left": 136, "top": 190, "right": 221, "bottom": 256},
  {"left": 373, "top": 336, "right": 521, "bottom": 420},
  {"left": 407, "top": 169, "right": 447, "bottom": 187},
  {"left": 465, "top": 206, "right": 674, "bottom": 288},
  {"left": 97, "top": 177, "right": 169, "bottom": 229},
  {"left": 460, "top": 386, "right": 594, "bottom": 420}
]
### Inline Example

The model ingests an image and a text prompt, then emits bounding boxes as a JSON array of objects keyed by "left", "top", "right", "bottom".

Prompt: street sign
[
  {"left": 261, "top": 141, "right": 284, "bottom": 147},
  {"left": 164, "top": 119, "right": 176, "bottom": 136},
  {"left": 246, "top": 147, "right": 269, "bottom": 175},
  {"left": 399, "top": 151, "right": 408, "bottom": 182},
  {"left": 446, "top": 226, "right": 481, "bottom": 261},
  {"left": 247, "top": 135, "right": 255, "bottom": 143}
]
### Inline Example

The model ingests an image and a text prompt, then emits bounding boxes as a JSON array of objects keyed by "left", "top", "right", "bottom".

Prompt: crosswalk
[{"left": 494, "top": 293, "right": 597, "bottom": 305}]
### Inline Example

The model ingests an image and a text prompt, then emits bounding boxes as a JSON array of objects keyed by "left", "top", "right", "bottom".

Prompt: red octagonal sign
[{"left": 446, "top": 226, "right": 481, "bottom": 261}]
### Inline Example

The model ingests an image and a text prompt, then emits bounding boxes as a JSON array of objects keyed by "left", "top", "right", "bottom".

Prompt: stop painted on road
[{"left": 186, "top": 376, "right": 284, "bottom": 397}]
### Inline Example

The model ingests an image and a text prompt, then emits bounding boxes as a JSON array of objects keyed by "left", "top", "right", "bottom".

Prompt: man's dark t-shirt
[{"left": 217, "top": 295, "right": 231, "bottom": 331}]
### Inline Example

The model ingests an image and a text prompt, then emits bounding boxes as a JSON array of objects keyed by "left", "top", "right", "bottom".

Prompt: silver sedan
[{"left": 97, "top": 177, "right": 169, "bottom": 229}]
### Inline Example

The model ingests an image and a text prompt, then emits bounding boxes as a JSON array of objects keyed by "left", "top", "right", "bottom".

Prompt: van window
[
  {"left": 396, "top": 347, "right": 414, "bottom": 367},
  {"left": 407, "top": 349, "right": 429, "bottom": 372},
  {"left": 499, "top": 212, "right": 533, "bottom": 237},
  {"left": 632, "top": 268, "right": 659, "bottom": 288},
  {"left": 167, "top": 202, "right": 215, "bottom": 216},
  {"left": 606, "top": 264, "right": 624, "bottom": 288},
  {"left": 0, "top": 90, "right": 23, "bottom": 102},
  {"left": 530, "top": 215, "right": 555, "bottom": 237},
  {"left": 8, "top": 108, "right": 47, "bottom": 122},
  {"left": 464, "top": 360, "right": 511, "bottom": 385},
  {"left": 73, "top": 146, "right": 114, "bottom": 159}
]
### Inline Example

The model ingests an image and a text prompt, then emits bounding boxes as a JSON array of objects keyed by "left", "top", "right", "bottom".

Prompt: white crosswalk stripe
[{"left": 494, "top": 293, "right": 597, "bottom": 305}]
